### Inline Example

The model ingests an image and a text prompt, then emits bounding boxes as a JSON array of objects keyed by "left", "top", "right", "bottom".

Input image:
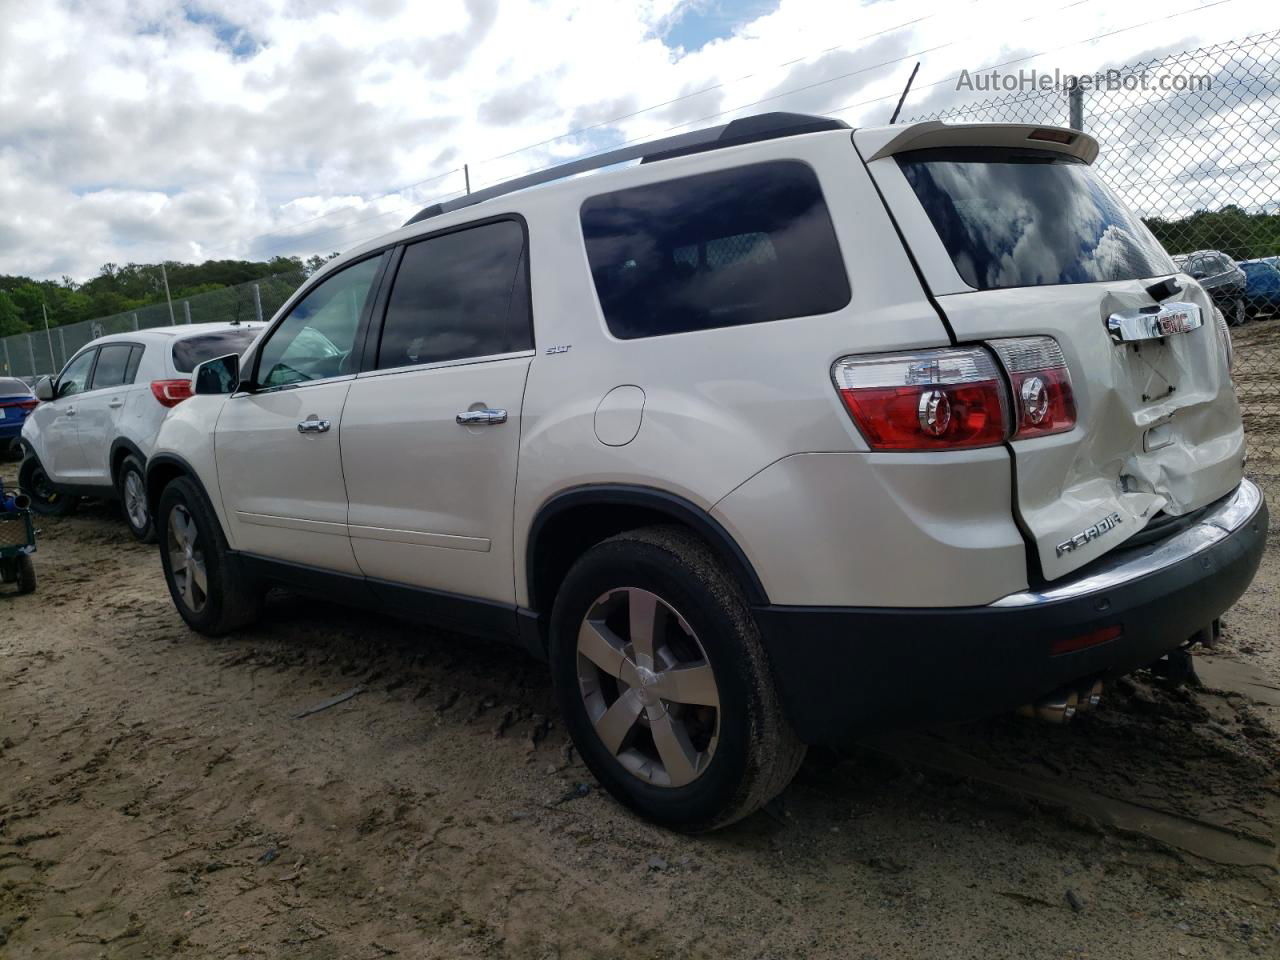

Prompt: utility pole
[
  {"left": 464, "top": 164, "right": 471, "bottom": 195},
  {"left": 1068, "top": 76, "right": 1085, "bottom": 131},
  {"left": 160, "top": 262, "right": 176, "bottom": 325},
  {"left": 41, "top": 303, "right": 55, "bottom": 371}
]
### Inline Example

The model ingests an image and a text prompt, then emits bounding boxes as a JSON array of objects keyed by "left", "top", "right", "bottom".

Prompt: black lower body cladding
[{"left": 754, "top": 482, "right": 1268, "bottom": 744}]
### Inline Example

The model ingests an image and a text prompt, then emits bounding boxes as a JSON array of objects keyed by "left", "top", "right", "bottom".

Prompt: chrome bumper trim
[{"left": 990, "top": 479, "right": 1263, "bottom": 608}]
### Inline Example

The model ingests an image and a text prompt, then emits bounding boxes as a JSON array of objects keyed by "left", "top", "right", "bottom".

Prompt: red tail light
[
  {"left": 832, "top": 347, "right": 1008, "bottom": 450},
  {"left": 150, "top": 379, "right": 193, "bottom": 407},
  {"left": 988, "top": 337, "right": 1076, "bottom": 439}
]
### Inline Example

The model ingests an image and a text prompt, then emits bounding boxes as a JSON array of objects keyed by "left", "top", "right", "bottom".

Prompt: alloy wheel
[
  {"left": 124, "top": 470, "right": 148, "bottom": 531},
  {"left": 167, "top": 504, "right": 208, "bottom": 613},
  {"left": 576, "top": 587, "right": 720, "bottom": 787}
]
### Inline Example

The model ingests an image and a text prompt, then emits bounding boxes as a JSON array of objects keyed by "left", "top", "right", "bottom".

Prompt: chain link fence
[
  {"left": 0, "top": 268, "right": 306, "bottom": 381},
  {"left": 907, "top": 30, "right": 1280, "bottom": 492}
]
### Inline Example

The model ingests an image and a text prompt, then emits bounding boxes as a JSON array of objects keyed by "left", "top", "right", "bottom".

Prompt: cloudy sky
[{"left": 0, "top": 0, "right": 1274, "bottom": 282}]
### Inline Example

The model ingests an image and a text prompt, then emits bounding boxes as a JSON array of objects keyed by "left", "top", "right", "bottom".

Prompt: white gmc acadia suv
[
  {"left": 19, "top": 322, "right": 261, "bottom": 539},
  {"left": 144, "top": 114, "right": 1268, "bottom": 831}
]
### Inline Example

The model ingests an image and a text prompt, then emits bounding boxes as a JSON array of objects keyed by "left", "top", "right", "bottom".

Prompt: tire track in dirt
[{"left": 1, "top": 461, "right": 1278, "bottom": 958}]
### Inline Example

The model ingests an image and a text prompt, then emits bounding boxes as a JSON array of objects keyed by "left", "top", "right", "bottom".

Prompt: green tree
[{"left": 0, "top": 291, "right": 30, "bottom": 336}]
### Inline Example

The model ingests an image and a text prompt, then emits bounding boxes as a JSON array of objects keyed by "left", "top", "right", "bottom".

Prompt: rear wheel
[
  {"left": 117, "top": 454, "right": 154, "bottom": 542},
  {"left": 549, "top": 526, "right": 804, "bottom": 832},
  {"left": 18, "top": 456, "right": 77, "bottom": 517},
  {"left": 157, "top": 476, "right": 260, "bottom": 635}
]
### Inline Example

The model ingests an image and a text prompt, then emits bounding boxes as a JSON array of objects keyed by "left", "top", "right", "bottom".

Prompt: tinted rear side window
[
  {"left": 173, "top": 328, "right": 261, "bottom": 373},
  {"left": 897, "top": 147, "right": 1174, "bottom": 290},
  {"left": 124, "top": 345, "right": 143, "bottom": 384},
  {"left": 90, "top": 344, "right": 134, "bottom": 389},
  {"left": 377, "top": 219, "right": 530, "bottom": 370},
  {"left": 581, "top": 161, "right": 850, "bottom": 339}
]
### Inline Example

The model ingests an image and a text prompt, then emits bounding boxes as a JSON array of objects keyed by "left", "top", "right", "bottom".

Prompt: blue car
[
  {"left": 0, "top": 377, "right": 38, "bottom": 457},
  {"left": 1239, "top": 258, "right": 1280, "bottom": 318}
]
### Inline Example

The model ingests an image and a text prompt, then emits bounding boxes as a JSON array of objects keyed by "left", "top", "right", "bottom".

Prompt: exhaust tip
[
  {"left": 1017, "top": 690, "right": 1079, "bottom": 724},
  {"left": 1075, "top": 679, "right": 1103, "bottom": 712}
]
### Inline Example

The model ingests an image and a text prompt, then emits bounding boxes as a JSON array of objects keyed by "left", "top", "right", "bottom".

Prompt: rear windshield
[
  {"left": 172, "top": 328, "right": 260, "bottom": 373},
  {"left": 897, "top": 147, "right": 1174, "bottom": 290},
  {"left": 0, "top": 377, "right": 31, "bottom": 395}
]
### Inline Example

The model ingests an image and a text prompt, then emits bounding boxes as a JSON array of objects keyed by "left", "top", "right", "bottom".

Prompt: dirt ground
[{"left": 0, "top": 458, "right": 1277, "bottom": 960}]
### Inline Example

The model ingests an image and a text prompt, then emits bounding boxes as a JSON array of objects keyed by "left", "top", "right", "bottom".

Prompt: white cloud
[{"left": 0, "top": 0, "right": 1274, "bottom": 280}]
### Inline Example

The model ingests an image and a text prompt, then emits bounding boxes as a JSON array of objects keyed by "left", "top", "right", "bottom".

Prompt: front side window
[
  {"left": 580, "top": 161, "right": 850, "bottom": 340},
  {"left": 376, "top": 219, "right": 530, "bottom": 370},
  {"left": 898, "top": 147, "right": 1175, "bottom": 290},
  {"left": 57, "top": 350, "right": 96, "bottom": 398},
  {"left": 255, "top": 255, "right": 382, "bottom": 388},
  {"left": 90, "top": 344, "right": 134, "bottom": 389}
]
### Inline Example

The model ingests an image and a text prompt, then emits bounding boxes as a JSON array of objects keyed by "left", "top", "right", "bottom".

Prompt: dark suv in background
[{"left": 1173, "top": 250, "right": 1248, "bottom": 325}]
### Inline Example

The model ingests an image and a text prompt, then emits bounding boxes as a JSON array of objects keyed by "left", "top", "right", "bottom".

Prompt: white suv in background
[
  {"left": 145, "top": 114, "right": 1267, "bottom": 831},
  {"left": 19, "top": 322, "right": 261, "bottom": 539}
]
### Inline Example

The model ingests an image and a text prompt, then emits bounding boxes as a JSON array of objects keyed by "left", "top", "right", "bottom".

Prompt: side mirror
[
  {"left": 193, "top": 353, "right": 240, "bottom": 395},
  {"left": 34, "top": 376, "right": 54, "bottom": 401}
]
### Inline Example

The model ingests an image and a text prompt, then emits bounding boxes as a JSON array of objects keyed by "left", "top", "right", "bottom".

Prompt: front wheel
[
  {"left": 157, "top": 476, "right": 261, "bottom": 635},
  {"left": 1229, "top": 296, "right": 1247, "bottom": 326},
  {"left": 549, "top": 526, "right": 805, "bottom": 832},
  {"left": 18, "top": 456, "right": 77, "bottom": 517}
]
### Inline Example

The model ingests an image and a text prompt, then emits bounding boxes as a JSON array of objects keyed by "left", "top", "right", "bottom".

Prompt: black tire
[
  {"left": 16, "top": 555, "right": 36, "bottom": 595},
  {"left": 17, "top": 455, "right": 77, "bottom": 517},
  {"left": 116, "top": 454, "right": 155, "bottom": 543},
  {"left": 1229, "top": 296, "right": 1247, "bottom": 326},
  {"left": 157, "top": 476, "right": 261, "bottom": 636},
  {"left": 549, "top": 525, "right": 805, "bottom": 832}
]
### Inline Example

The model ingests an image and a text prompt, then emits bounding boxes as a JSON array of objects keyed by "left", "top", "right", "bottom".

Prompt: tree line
[
  {"left": 0, "top": 253, "right": 338, "bottom": 337},
  {"left": 1143, "top": 206, "right": 1280, "bottom": 261}
]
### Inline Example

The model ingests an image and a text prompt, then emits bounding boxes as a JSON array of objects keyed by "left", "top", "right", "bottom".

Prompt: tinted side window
[
  {"left": 90, "top": 344, "right": 134, "bottom": 389},
  {"left": 57, "top": 350, "right": 96, "bottom": 398},
  {"left": 377, "top": 219, "right": 530, "bottom": 370},
  {"left": 580, "top": 161, "right": 850, "bottom": 340},
  {"left": 124, "top": 345, "right": 144, "bottom": 384}
]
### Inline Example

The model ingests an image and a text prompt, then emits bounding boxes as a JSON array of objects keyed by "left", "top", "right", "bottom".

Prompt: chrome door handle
[
  {"left": 456, "top": 408, "right": 507, "bottom": 426},
  {"left": 297, "top": 417, "right": 331, "bottom": 434}
]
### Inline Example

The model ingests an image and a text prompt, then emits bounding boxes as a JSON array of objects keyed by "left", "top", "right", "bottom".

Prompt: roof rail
[{"left": 404, "top": 112, "right": 849, "bottom": 227}]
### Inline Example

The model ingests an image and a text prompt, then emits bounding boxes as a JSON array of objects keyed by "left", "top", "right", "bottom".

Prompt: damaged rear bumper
[{"left": 754, "top": 479, "right": 1268, "bottom": 744}]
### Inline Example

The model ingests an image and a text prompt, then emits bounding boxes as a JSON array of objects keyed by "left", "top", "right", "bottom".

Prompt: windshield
[
  {"left": 172, "top": 328, "right": 260, "bottom": 373},
  {"left": 897, "top": 147, "right": 1174, "bottom": 290}
]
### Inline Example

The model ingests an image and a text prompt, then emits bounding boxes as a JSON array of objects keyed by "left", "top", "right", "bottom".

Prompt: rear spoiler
[{"left": 857, "top": 121, "right": 1099, "bottom": 164}]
